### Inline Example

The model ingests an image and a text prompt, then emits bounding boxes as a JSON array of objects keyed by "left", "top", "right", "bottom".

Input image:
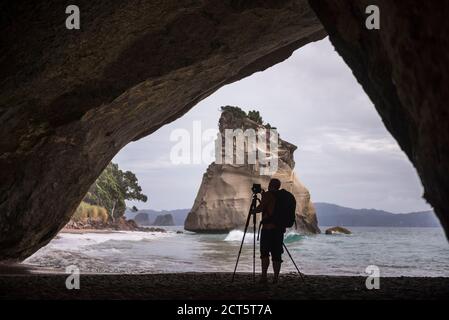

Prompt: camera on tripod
[
  {"left": 251, "top": 183, "right": 262, "bottom": 194},
  {"left": 232, "top": 181, "right": 305, "bottom": 283}
]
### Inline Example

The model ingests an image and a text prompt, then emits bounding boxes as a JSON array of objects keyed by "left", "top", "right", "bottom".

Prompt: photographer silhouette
[
  {"left": 252, "top": 178, "right": 285, "bottom": 283},
  {"left": 232, "top": 179, "right": 305, "bottom": 285}
]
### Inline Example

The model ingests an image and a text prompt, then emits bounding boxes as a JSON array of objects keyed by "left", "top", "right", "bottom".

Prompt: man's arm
[
  {"left": 253, "top": 203, "right": 263, "bottom": 214},
  {"left": 252, "top": 191, "right": 267, "bottom": 214}
]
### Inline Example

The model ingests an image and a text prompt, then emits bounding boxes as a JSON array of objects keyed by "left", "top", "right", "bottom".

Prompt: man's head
[{"left": 268, "top": 178, "right": 281, "bottom": 191}]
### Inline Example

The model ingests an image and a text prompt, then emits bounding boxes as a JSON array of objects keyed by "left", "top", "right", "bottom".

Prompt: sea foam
[
  {"left": 224, "top": 230, "right": 255, "bottom": 242},
  {"left": 224, "top": 229, "right": 304, "bottom": 244}
]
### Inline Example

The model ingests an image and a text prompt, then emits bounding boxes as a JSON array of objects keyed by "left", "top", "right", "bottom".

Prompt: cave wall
[
  {"left": 0, "top": 0, "right": 325, "bottom": 261},
  {"left": 309, "top": 0, "right": 449, "bottom": 237}
]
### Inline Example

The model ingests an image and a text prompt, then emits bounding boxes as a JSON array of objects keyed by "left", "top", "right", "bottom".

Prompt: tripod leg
[
  {"left": 283, "top": 242, "right": 306, "bottom": 284},
  {"left": 253, "top": 209, "right": 256, "bottom": 282},
  {"left": 231, "top": 204, "right": 253, "bottom": 282}
]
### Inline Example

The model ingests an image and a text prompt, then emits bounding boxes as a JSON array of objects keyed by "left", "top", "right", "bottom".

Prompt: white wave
[
  {"left": 29, "top": 231, "right": 174, "bottom": 253},
  {"left": 224, "top": 230, "right": 255, "bottom": 243},
  {"left": 284, "top": 231, "right": 304, "bottom": 243},
  {"left": 225, "top": 230, "right": 304, "bottom": 244},
  {"left": 285, "top": 230, "right": 299, "bottom": 237}
]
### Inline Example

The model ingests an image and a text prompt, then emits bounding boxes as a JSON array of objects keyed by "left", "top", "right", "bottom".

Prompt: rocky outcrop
[
  {"left": 133, "top": 213, "right": 151, "bottom": 226},
  {"left": 153, "top": 214, "right": 175, "bottom": 226},
  {"left": 185, "top": 108, "right": 320, "bottom": 234},
  {"left": 325, "top": 226, "right": 351, "bottom": 235},
  {"left": 63, "top": 217, "right": 153, "bottom": 232}
]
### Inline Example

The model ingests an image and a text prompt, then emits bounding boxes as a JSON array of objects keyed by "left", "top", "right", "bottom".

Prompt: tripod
[
  {"left": 283, "top": 242, "right": 306, "bottom": 285},
  {"left": 231, "top": 192, "right": 260, "bottom": 282},
  {"left": 231, "top": 192, "right": 307, "bottom": 285}
]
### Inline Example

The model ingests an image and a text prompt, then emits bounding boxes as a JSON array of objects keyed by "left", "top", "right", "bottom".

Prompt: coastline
[
  {"left": 59, "top": 228, "right": 124, "bottom": 234},
  {"left": 1, "top": 272, "right": 448, "bottom": 300},
  {"left": 59, "top": 226, "right": 167, "bottom": 234}
]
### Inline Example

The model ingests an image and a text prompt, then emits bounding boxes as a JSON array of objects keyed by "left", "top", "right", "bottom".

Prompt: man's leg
[
  {"left": 260, "top": 229, "right": 270, "bottom": 283},
  {"left": 261, "top": 256, "right": 270, "bottom": 283},
  {"left": 272, "top": 258, "right": 282, "bottom": 283},
  {"left": 272, "top": 229, "right": 284, "bottom": 283}
]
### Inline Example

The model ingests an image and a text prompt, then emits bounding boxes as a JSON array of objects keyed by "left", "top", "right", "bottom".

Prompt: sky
[{"left": 113, "top": 37, "right": 432, "bottom": 214}]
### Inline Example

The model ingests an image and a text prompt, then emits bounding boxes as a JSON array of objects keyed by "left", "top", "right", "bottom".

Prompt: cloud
[{"left": 114, "top": 37, "right": 432, "bottom": 213}]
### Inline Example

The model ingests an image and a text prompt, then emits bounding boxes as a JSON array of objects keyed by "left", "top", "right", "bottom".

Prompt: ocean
[{"left": 25, "top": 226, "right": 449, "bottom": 277}]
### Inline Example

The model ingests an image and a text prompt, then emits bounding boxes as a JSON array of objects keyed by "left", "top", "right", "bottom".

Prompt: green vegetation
[
  {"left": 84, "top": 162, "right": 148, "bottom": 222},
  {"left": 72, "top": 202, "right": 109, "bottom": 223},
  {"left": 220, "top": 105, "right": 275, "bottom": 129},
  {"left": 264, "top": 123, "right": 276, "bottom": 130},
  {"left": 247, "top": 110, "right": 263, "bottom": 125},
  {"left": 220, "top": 105, "right": 246, "bottom": 118}
]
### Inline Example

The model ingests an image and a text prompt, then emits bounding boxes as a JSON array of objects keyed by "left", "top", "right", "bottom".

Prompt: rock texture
[
  {"left": 309, "top": 0, "right": 449, "bottom": 239},
  {"left": 133, "top": 212, "right": 151, "bottom": 226},
  {"left": 65, "top": 217, "right": 143, "bottom": 231},
  {"left": 153, "top": 214, "right": 175, "bottom": 227},
  {"left": 325, "top": 226, "right": 351, "bottom": 235},
  {"left": 184, "top": 109, "right": 320, "bottom": 234},
  {"left": 0, "top": 1, "right": 325, "bottom": 261}
]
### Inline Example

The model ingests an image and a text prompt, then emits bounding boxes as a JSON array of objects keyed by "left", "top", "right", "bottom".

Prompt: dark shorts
[{"left": 260, "top": 228, "right": 284, "bottom": 262}]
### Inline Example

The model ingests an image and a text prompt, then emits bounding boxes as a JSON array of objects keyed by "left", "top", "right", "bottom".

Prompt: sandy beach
[{"left": 1, "top": 272, "right": 448, "bottom": 300}]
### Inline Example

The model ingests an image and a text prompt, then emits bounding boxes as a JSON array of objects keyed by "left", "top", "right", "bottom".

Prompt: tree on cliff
[
  {"left": 84, "top": 162, "right": 148, "bottom": 222},
  {"left": 220, "top": 106, "right": 268, "bottom": 127},
  {"left": 220, "top": 105, "right": 246, "bottom": 118},
  {"left": 247, "top": 110, "right": 263, "bottom": 125}
]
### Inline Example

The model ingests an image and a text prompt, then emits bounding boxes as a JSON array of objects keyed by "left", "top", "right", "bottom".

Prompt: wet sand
[{"left": 1, "top": 272, "right": 448, "bottom": 300}]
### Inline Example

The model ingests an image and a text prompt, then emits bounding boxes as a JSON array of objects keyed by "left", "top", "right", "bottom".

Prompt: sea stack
[
  {"left": 184, "top": 106, "right": 320, "bottom": 234},
  {"left": 153, "top": 214, "right": 175, "bottom": 226}
]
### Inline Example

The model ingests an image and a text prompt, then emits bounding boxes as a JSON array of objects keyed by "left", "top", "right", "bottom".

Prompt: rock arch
[{"left": 0, "top": 0, "right": 447, "bottom": 261}]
